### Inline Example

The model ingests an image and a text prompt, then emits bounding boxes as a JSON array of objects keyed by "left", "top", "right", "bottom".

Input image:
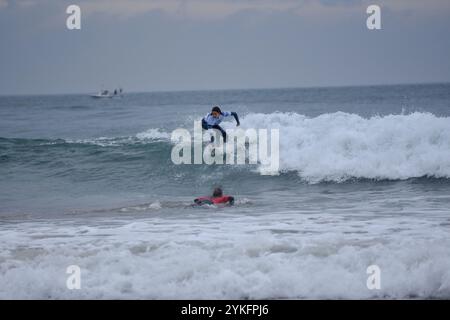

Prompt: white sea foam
[
  {"left": 0, "top": 211, "right": 449, "bottom": 299},
  {"left": 67, "top": 137, "right": 137, "bottom": 147},
  {"left": 118, "top": 201, "right": 162, "bottom": 212},
  {"left": 235, "top": 112, "right": 450, "bottom": 182},
  {"left": 136, "top": 128, "right": 171, "bottom": 141},
  {"left": 63, "top": 128, "right": 170, "bottom": 147}
]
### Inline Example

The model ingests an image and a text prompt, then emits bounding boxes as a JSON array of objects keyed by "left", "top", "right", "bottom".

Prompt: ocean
[{"left": 1, "top": 83, "right": 450, "bottom": 299}]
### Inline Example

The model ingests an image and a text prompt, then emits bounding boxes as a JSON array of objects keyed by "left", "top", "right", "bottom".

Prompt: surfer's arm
[
  {"left": 223, "top": 111, "right": 240, "bottom": 126},
  {"left": 231, "top": 112, "right": 240, "bottom": 126}
]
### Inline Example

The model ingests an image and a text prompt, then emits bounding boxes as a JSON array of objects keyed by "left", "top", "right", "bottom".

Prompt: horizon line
[{"left": 1, "top": 80, "right": 449, "bottom": 97}]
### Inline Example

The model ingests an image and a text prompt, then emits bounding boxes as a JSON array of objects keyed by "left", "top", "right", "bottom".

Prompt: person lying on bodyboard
[
  {"left": 202, "top": 106, "right": 240, "bottom": 143},
  {"left": 194, "top": 188, "right": 235, "bottom": 206}
]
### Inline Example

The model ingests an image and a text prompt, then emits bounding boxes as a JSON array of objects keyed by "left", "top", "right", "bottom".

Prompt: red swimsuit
[{"left": 194, "top": 196, "right": 234, "bottom": 206}]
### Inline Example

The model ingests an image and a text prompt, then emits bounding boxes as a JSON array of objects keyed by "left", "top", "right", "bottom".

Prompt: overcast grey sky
[{"left": 1, "top": 0, "right": 450, "bottom": 95}]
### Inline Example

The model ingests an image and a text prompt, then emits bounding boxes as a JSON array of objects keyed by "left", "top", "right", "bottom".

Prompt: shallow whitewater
[{"left": 1, "top": 207, "right": 450, "bottom": 299}]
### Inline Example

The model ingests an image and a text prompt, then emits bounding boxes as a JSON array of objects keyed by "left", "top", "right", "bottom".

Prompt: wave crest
[{"left": 237, "top": 112, "right": 450, "bottom": 182}]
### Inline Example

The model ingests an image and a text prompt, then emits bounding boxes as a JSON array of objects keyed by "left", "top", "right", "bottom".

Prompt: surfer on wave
[{"left": 201, "top": 106, "right": 240, "bottom": 143}]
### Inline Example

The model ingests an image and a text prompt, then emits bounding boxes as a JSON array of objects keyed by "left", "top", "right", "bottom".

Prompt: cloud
[
  {"left": 2, "top": 0, "right": 450, "bottom": 20},
  {"left": 0, "top": 0, "right": 42, "bottom": 10},
  {"left": 319, "top": 0, "right": 363, "bottom": 6},
  {"left": 77, "top": 0, "right": 302, "bottom": 20},
  {"left": 70, "top": 0, "right": 450, "bottom": 21},
  {"left": 17, "top": 0, "right": 38, "bottom": 8}
]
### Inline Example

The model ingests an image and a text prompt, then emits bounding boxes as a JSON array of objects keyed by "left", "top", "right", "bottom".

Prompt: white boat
[
  {"left": 90, "top": 88, "right": 124, "bottom": 99},
  {"left": 90, "top": 90, "right": 113, "bottom": 98}
]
